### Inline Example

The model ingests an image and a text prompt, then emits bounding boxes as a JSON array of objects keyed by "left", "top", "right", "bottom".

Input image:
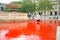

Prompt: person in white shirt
[{"left": 34, "top": 14, "right": 40, "bottom": 24}]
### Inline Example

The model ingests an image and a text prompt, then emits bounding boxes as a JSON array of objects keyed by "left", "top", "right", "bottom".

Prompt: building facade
[
  {"left": 35, "top": 0, "right": 60, "bottom": 16},
  {"left": 51, "top": 0, "right": 59, "bottom": 16},
  {"left": 0, "top": 3, "right": 5, "bottom": 11}
]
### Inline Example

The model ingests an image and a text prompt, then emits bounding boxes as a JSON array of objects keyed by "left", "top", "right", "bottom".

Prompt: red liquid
[{"left": 0, "top": 20, "right": 60, "bottom": 40}]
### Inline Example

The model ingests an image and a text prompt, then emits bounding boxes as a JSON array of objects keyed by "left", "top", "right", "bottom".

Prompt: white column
[{"left": 56, "top": 26, "right": 60, "bottom": 40}]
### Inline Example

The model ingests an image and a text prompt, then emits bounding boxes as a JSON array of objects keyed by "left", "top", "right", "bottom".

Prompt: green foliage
[
  {"left": 4, "top": 0, "right": 53, "bottom": 13},
  {"left": 38, "top": 0, "right": 53, "bottom": 11},
  {"left": 37, "top": 0, "right": 53, "bottom": 15},
  {"left": 10, "top": 1, "right": 22, "bottom": 4},
  {"left": 17, "top": 0, "right": 36, "bottom": 13},
  {"left": 59, "top": 1, "right": 60, "bottom": 4},
  {"left": 4, "top": 7, "right": 11, "bottom": 12},
  {"left": 16, "top": 7, "right": 26, "bottom": 13}
]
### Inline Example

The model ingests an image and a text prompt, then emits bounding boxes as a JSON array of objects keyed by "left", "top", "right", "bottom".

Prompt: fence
[{"left": 40, "top": 16, "right": 60, "bottom": 20}]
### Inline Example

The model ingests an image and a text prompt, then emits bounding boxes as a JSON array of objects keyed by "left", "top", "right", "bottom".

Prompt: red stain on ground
[{"left": 0, "top": 20, "right": 60, "bottom": 40}]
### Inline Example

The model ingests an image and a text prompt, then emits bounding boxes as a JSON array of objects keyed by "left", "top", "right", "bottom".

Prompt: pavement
[{"left": 0, "top": 12, "right": 29, "bottom": 22}]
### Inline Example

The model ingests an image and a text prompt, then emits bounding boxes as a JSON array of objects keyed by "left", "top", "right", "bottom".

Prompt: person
[
  {"left": 1, "top": 7, "right": 3, "bottom": 11},
  {"left": 34, "top": 14, "right": 40, "bottom": 24},
  {"left": 30, "top": 12, "right": 36, "bottom": 20},
  {"left": 27, "top": 12, "right": 32, "bottom": 22},
  {"left": 27, "top": 13, "right": 31, "bottom": 19}
]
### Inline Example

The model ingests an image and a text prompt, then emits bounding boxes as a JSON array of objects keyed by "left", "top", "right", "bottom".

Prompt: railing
[{"left": 40, "top": 16, "right": 60, "bottom": 20}]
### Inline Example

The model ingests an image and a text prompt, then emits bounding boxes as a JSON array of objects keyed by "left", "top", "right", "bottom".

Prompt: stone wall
[{"left": 0, "top": 12, "right": 29, "bottom": 22}]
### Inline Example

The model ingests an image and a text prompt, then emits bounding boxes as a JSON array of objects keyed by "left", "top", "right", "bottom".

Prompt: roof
[{"left": 5, "top": 4, "right": 22, "bottom": 9}]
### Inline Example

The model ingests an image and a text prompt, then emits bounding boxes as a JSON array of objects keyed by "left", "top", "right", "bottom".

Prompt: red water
[{"left": 0, "top": 20, "right": 60, "bottom": 40}]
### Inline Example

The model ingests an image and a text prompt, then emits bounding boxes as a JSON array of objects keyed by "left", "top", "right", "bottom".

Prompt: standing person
[
  {"left": 27, "top": 12, "right": 32, "bottom": 22},
  {"left": 1, "top": 7, "right": 3, "bottom": 11},
  {"left": 31, "top": 12, "right": 36, "bottom": 20},
  {"left": 34, "top": 13, "right": 40, "bottom": 24},
  {"left": 27, "top": 12, "right": 31, "bottom": 19},
  {"left": 0, "top": 6, "right": 3, "bottom": 13},
  {"left": 34, "top": 13, "right": 41, "bottom": 35}
]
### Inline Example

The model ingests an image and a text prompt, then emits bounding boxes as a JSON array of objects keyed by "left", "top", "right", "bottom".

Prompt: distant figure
[
  {"left": 1, "top": 7, "right": 3, "bottom": 11},
  {"left": 27, "top": 13, "right": 32, "bottom": 22},
  {"left": 31, "top": 14, "right": 35, "bottom": 20},
  {"left": 27, "top": 13, "right": 31, "bottom": 19},
  {"left": 34, "top": 12, "right": 36, "bottom": 16},
  {"left": 34, "top": 14, "right": 40, "bottom": 24},
  {"left": 0, "top": 7, "right": 4, "bottom": 13},
  {"left": 30, "top": 12, "right": 36, "bottom": 20}
]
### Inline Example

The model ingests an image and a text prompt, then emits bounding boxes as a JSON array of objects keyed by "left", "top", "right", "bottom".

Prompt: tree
[
  {"left": 57, "top": 0, "right": 60, "bottom": 15},
  {"left": 10, "top": 1, "right": 22, "bottom": 4},
  {"left": 17, "top": 0, "right": 36, "bottom": 13},
  {"left": 59, "top": 1, "right": 60, "bottom": 14},
  {"left": 4, "top": 0, "right": 36, "bottom": 13},
  {"left": 4, "top": 7, "right": 11, "bottom": 12},
  {"left": 38, "top": 0, "right": 53, "bottom": 15}
]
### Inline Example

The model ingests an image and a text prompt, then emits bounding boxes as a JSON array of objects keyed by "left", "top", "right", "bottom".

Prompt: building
[
  {"left": 51, "top": 0, "right": 60, "bottom": 16},
  {"left": 59, "top": 0, "right": 60, "bottom": 15},
  {"left": 34, "top": 0, "right": 60, "bottom": 16},
  {"left": 5, "top": 4, "right": 21, "bottom": 11},
  {"left": 0, "top": 3, "right": 5, "bottom": 11}
]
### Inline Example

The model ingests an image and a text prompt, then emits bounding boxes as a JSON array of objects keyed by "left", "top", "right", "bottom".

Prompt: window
[
  {"left": 59, "top": 12, "right": 60, "bottom": 15},
  {"left": 55, "top": 11, "right": 57, "bottom": 15},
  {"left": 50, "top": 11, "right": 52, "bottom": 16},
  {"left": 39, "top": 12, "right": 42, "bottom": 16}
]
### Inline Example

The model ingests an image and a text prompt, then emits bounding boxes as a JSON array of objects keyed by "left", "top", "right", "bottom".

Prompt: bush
[{"left": 3, "top": 8, "right": 11, "bottom": 12}]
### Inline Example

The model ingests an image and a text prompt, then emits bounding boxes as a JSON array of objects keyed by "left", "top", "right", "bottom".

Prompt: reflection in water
[
  {"left": 0, "top": 20, "right": 60, "bottom": 40},
  {"left": 0, "top": 30, "right": 40, "bottom": 40},
  {"left": 0, "top": 30, "right": 9, "bottom": 40}
]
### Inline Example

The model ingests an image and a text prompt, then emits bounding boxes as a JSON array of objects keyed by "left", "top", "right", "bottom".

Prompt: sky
[{"left": 0, "top": 0, "right": 21, "bottom": 4}]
